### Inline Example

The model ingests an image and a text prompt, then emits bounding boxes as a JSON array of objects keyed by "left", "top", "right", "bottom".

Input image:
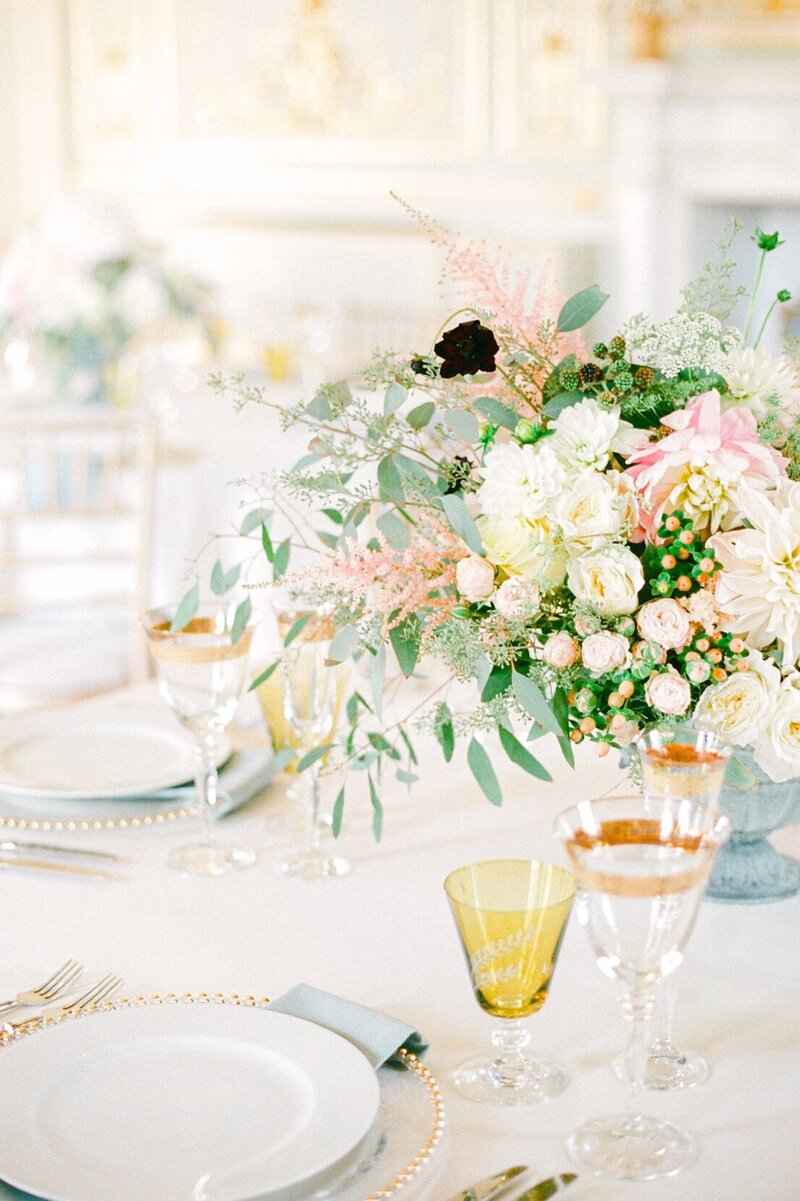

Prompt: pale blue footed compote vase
[{"left": 709, "top": 748, "right": 800, "bottom": 904}]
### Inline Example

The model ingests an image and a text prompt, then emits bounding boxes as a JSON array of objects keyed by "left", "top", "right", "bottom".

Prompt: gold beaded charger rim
[
  {"left": 0, "top": 801, "right": 200, "bottom": 833},
  {"left": 0, "top": 991, "right": 446, "bottom": 1201}
]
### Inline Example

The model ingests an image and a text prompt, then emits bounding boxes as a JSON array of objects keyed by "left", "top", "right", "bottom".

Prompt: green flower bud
[
  {"left": 753, "top": 227, "right": 784, "bottom": 252},
  {"left": 778, "top": 289, "right": 792, "bottom": 303},
  {"left": 514, "top": 418, "right": 539, "bottom": 445}
]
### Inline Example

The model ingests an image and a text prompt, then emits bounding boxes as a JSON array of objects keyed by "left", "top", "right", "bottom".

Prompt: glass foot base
[
  {"left": 278, "top": 850, "right": 351, "bottom": 880},
  {"left": 614, "top": 1045, "right": 708, "bottom": 1090},
  {"left": 167, "top": 842, "right": 256, "bottom": 876},
  {"left": 567, "top": 1113, "right": 696, "bottom": 1180},
  {"left": 706, "top": 837, "right": 800, "bottom": 903},
  {"left": 451, "top": 1053, "right": 567, "bottom": 1105}
]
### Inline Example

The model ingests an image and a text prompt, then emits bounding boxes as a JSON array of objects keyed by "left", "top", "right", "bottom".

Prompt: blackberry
[
  {"left": 578, "top": 363, "right": 602, "bottom": 385},
  {"left": 635, "top": 365, "right": 655, "bottom": 388},
  {"left": 609, "top": 335, "right": 626, "bottom": 359},
  {"left": 560, "top": 368, "right": 581, "bottom": 391}
]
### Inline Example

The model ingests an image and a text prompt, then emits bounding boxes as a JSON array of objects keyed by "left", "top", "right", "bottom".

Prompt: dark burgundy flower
[{"left": 433, "top": 320, "right": 499, "bottom": 379}]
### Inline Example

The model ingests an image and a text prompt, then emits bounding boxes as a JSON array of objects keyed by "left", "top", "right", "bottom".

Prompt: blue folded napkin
[{"left": 268, "top": 983, "right": 428, "bottom": 1070}]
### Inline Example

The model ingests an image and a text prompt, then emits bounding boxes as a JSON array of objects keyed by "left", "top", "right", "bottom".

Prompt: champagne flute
[
  {"left": 274, "top": 601, "right": 350, "bottom": 879},
  {"left": 143, "top": 602, "right": 256, "bottom": 876},
  {"left": 444, "top": 859, "right": 575, "bottom": 1104},
  {"left": 556, "top": 794, "right": 730, "bottom": 1180},
  {"left": 634, "top": 721, "right": 732, "bottom": 1089}
]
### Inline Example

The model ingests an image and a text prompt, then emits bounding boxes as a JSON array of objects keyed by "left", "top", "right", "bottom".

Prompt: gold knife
[
  {"left": 445, "top": 1165, "right": 528, "bottom": 1201},
  {"left": 0, "top": 839, "right": 128, "bottom": 863},
  {"left": 0, "top": 856, "right": 122, "bottom": 882},
  {"left": 513, "top": 1174, "right": 577, "bottom": 1201}
]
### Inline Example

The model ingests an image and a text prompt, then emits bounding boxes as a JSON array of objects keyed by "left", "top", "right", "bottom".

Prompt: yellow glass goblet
[{"left": 444, "top": 859, "right": 575, "bottom": 1104}]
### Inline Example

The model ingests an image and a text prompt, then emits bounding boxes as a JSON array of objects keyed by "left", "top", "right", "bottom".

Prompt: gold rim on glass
[{"left": 0, "top": 991, "right": 445, "bottom": 1200}]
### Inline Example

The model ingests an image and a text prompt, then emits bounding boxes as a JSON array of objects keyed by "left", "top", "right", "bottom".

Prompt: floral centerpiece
[
  {"left": 0, "top": 197, "right": 212, "bottom": 406},
  {"left": 190, "top": 212, "right": 800, "bottom": 835}
]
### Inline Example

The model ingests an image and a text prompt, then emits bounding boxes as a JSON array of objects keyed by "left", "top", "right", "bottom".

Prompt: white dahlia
[
  {"left": 547, "top": 397, "right": 648, "bottom": 476},
  {"left": 711, "top": 480, "right": 800, "bottom": 668},
  {"left": 476, "top": 441, "right": 564, "bottom": 522},
  {"left": 721, "top": 346, "right": 800, "bottom": 426}
]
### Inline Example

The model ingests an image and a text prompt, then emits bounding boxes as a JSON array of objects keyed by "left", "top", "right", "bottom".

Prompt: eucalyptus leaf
[
  {"left": 261, "top": 522, "right": 274, "bottom": 564},
  {"left": 467, "top": 738, "right": 502, "bottom": 806},
  {"left": 283, "top": 612, "right": 314, "bottom": 646},
  {"left": 498, "top": 726, "right": 552, "bottom": 782},
  {"left": 272, "top": 539, "right": 291, "bottom": 580},
  {"left": 512, "top": 670, "right": 562, "bottom": 737},
  {"left": 296, "top": 744, "right": 333, "bottom": 773},
  {"left": 407, "top": 401, "right": 435, "bottom": 430},
  {"left": 240, "top": 507, "right": 272, "bottom": 536},
  {"left": 388, "top": 613, "right": 421, "bottom": 677},
  {"left": 445, "top": 408, "right": 481, "bottom": 441},
  {"left": 322, "top": 507, "right": 344, "bottom": 525},
  {"left": 328, "top": 624, "right": 360, "bottom": 663},
  {"left": 231, "top": 595, "right": 251, "bottom": 645},
  {"left": 271, "top": 747, "right": 297, "bottom": 773},
  {"left": 222, "top": 563, "right": 241, "bottom": 591},
  {"left": 248, "top": 660, "right": 279, "bottom": 691},
  {"left": 396, "top": 769, "right": 419, "bottom": 785},
  {"left": 384, "top": 382, "right": 407, "bottom": 416},
  {"left": 556, "top": 284, "right": 609, "bottom": 333},
  {"left": 377, "top": 456, "right": 405, "bottom": 505},
  {"left": 473, "top": 396, "right": 519, "bottom": 430},
  {"left": 210, "top": 559, "right": 226, "bottom": 596},
  {"left": 440, "top": 492, "right": 484, "bottom": 555},
  {"left": 725, "top": 755, "right": 759, "bottom": 791},
  {"left": 169, "top": 583, "right": 199, "bottom": 633},
  {"left": 306, "top": 393, "right": 332, "bottom": 420},
  {"left": 482, "top": 664, "right": 512, "bottom": 704},
  {"left": 436, "top": 718, "right": 454, "bottom": 763},
  {"left": 368, "top": 772, "right": 384, "bottom": 841},
  {"left": 290, "top": 453, "right": 321, "bottom": 473},
  {"left": 376, "top": 510, "right": 409, "bottom": 549},
  {"left": 331, "top": 785, "right": 346, "bottom": 838},
  {"left": 542, "top": 390, "right": 584, "bottom": 419},
  {"left": 393, "top": 453, "right": 431, "bottom": 482}
]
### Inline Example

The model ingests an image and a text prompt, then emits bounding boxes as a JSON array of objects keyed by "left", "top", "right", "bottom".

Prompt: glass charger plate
[
  {"left": 0, "top": 748, "right": 278, "bottom": 833},
  {"left": 0, "top": 994, "right": 446, "bottom": 1201},
  {"left": 0, "top": 705, "right": 231, "bottom": 800}
]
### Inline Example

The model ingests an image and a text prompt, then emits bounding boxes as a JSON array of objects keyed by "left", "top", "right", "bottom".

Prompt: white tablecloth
[{"left": 2, "top": 688, "right": 799, "bottom": 1201}]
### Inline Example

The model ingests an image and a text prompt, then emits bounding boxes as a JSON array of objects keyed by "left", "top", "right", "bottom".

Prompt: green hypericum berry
[
  {"left": 592, "top": 342, "right": 609, "bottom": 359},
  {"left": 560, "top": 369, "right": 581, "bottom": 391},
  {"left": 609, "top": 335, "right": 626, "bottom": 359}
]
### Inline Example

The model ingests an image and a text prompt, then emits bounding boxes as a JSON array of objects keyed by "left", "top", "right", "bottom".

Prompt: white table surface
[{"left": 2, "top": 687, "right": 799, "bottom": 1201}]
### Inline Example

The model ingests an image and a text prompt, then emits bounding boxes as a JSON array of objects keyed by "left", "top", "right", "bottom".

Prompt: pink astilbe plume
[
  {"left": 304, "top": 520, "right": 467, "bottom": 632},
  {"left": 391, "top": 193, "right": 584, "bottom": 368}
]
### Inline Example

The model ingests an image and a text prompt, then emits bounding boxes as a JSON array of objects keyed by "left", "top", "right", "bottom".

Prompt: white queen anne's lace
[{"left": 624, "top": 311, "right": 742, "bottom": 379}]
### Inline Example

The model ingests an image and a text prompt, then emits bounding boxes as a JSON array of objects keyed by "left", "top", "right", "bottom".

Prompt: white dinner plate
[
  {"left": 0, "top": 1004, "right": 380, "bottom": 1201},
  {"left": 0, "top": 706, "right": 230, "bottom": 800}
]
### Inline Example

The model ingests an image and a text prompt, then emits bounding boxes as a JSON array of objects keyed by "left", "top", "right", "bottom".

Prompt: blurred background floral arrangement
[{"left": 0, "top": 197, "right": 213, "bottom": 409}]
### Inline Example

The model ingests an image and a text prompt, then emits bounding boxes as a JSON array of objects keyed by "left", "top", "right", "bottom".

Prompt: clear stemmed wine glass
[
  {"left": 273, "top": 600, "right": 350, "bottom": 880},
  {"left": 444, "top": 859, "right": 575, "bottom": 1104},
  {"left": 634, "top": 720, "right": 732, "bottom": 1090},
  {"left": 143, "top": 601, "right": 257, "bottom": 876},
  {"left": 556, "top": 794, "right": 730, "bottom": 1180}
]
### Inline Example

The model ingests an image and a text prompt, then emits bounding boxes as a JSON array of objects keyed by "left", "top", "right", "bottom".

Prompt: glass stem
[
  {"left": 621, "top": 985, "right": 655, "bottom": 1113},
  {"left": 195, "top": 734, "right": 220, "bottom": 847},
  {"left": 307, "top": 764, "right": 323, "bottom": 854},
  {"left": 653, "top": 975, "right": 677, "bottom": 1054},
  {"left": 489, "top": 1019, "right": 532, "bottom": 1089}
]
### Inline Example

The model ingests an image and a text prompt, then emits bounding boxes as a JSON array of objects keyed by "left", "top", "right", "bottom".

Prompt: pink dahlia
[{"left": 622, "top": 390, "right": 786, "bottom": 540}]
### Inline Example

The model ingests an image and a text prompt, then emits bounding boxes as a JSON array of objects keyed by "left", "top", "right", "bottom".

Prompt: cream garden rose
[
  {"left": 566, "top": 545, "right": 644, "bottom": 617},
  {"left": 556, "top": 473, "right": 627, "bottom": 555},
  {"left": 494, "top": 577, "right": 540, "bottom": 620},
  {"left": 645, "top": 670, "right": 692, "bottom": 715},
  {"left": 478, "top": 513, "right": 567, "bottom": 587},
  {"left": 542, "top": 631, "right": 579, "bottom": 669},
  {"left": 455, "top": 555, "right": 495, "bottom": 602},
  {"left": 753, "top": 675, "right": 800, "bottom": 783},
  {"left": 581, "top": 631, "right": 630, "bottom": 674},
  {"left": 636, "top": 598, "right": 691, "bottom": 650},
  {"left": 694, "top": 649, "right": 780, "bottom": 746}
]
